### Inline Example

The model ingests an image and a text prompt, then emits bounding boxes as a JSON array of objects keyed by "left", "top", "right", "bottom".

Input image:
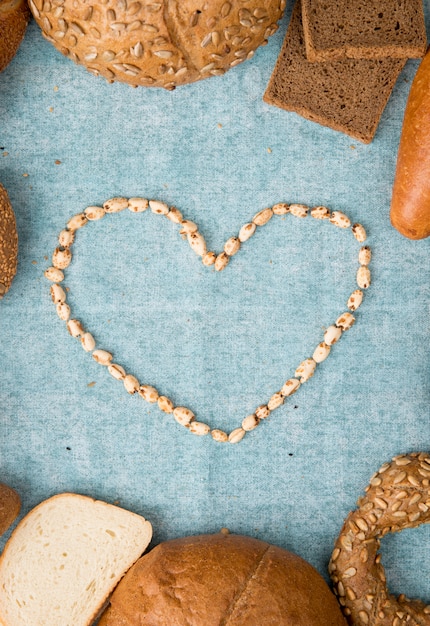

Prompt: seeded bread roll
[
  {"left": 301, "top": 0, "right": 427, "bottom": 62},
  {"left": 0, "top": 484, "right": 20, "bottom": 537},
  {"left": 0, "top": 493, "right": 153, "bottom": 626},
  {"left": 263, "top": 1, "right": 406, "bottom": 143},
  {"left": 0, "top": 0, "right": 30, "bottom": 73},
  {"left": 0, "top": 184, "right": 18, "bottom": 299},
  {"left": 99, "top": 530, "right": 347, "bottom": 626},
  {"left": 329, "top": 452, "right": 430, "bottom": 626},
  {"left": 29, "top": 0, "right": 285, "bottom": 89}
]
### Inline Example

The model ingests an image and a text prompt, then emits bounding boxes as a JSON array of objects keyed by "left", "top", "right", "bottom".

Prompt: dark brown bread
[
  {"left": 0, "top": 483, "right": 20, "bottom": 536},
  {"left": 0, "top": 0, "right": 30, "bottom": 73},
  {"left": 263, "top": 1, "right": 406, "bottom": 143},
  {"left": 301, "top": 0, "right": 427, "bottom": 62},
  {"left": 99, "top": 531, "right": 347, "bottom": 626},
  {"left": 0, "top": 184, "right": 18, "bottom": 298}
]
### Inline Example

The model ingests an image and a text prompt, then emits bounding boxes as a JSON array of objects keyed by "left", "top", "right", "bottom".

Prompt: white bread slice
[{"left": 0, "top": 493, "right": 152, "bottom": 626}]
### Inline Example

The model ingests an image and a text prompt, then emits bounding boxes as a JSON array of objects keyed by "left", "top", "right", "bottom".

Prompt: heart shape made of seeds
[{"left": 45, "top": 197, "right": 371, "bottom": 444}]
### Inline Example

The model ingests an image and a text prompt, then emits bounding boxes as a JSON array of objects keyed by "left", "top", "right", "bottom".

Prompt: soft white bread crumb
[{"left": 0, "top": 493, "right": 152, "bottom": 626}]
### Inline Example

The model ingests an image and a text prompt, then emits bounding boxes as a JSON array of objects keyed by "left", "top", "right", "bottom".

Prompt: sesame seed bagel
[
  {"left": 99, "top": 530, "right": 347, "bottom": 625},
  {"left": 0, "top": 483, "right": 20, "bottom": 537},
  {"left": 0, "top": 0, "right": 30, "bottom": 73},
  {"left": 0, "top": 184, "right": 18, "bottom": 299},
  {"left": 28, "top": 0, "right": 285, "bottom": 89},
  {"left": 329, "top": 452, "right": 430, "bottom": 626}
]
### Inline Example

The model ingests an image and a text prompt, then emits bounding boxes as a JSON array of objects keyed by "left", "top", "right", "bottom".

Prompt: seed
[
  {"left": 187, "top": 232, "right": 207, "bottom": 256},
  {"left": 340, "top": 534, "right": 353, "bottom": 551},
  {"left": 221, "top": 1, "right": 231, "bottom": 17},
  {"left": 67, "top": 213, "right": 87, "bottom": 231},
  {"left": 357, "top": 266, "right": 371, "bottom": 289},
  {"left": 108, "top": 363, "right": 126, "bottom": 380},
  {"left": 337, "top": 581, "right": 345, "bottom": 596},
  {"left": 347, "top": 289, "right": 363, "bottom": 311},
  {"left": 202, "top": 251, "right": 216, "bottom": 266},
  {"left": 359, "top": 246, "right": 372, "bottom": 266},
  {"left": 374, "top": 497, "right": 388, "bottom": 509},
  {"left": 268, "top": 392, "right": 284, "bottom": 411},
  {"left": 311, "top": 205, "right": 330, "bottom": 219},
  {"left": 138, "top": 385, "right": 159, "bottom": 403},
  {"left": 165, "top": 207, "right": 183, "bottom": 223},
  {"left": 84, "top": 205, "right": 105, "bottom": 220},
  {"left": 158, "top": 395, "right": 174, "bottom": 413},
  {"left": 358, "top": 610, "right": 369, "bottom": 624},
  {"left": 255, "top": 405, "right": 270, "bottom": 420},
  {"left": 149, "top": 200, "right": 169, "bottom": 215},
  {"left": 343, "top": 567, "right": 357, "bottom": 578},
  {"left": 330, "top": 211, "right": 351, "bottom": 228},
  {"left": 103, "top": 197, "right": 128, "bottom": 213},
  {"left": 295, "top": 358, "right": 316, "bottom": 382},
  {"left": 50, "top": 283, "right": 66, "bottom": 303},
  {"left": 393, "top": 470, "right": 407, "bottom": 484},
  {"left": 56, "top": 302, "right": 70, "bottom": 321},
  {"left": 128, "top": 197, "right": 148, "bottom": 212},
  {"left": 335, "top": 312, "right": 355, "bottom": 331},
  {"left": 123, "top": 374, "right": 139, "bottom": 394},
  {"left": 189, "top": 421, "right": 210, "bottom": 436},
  {"left": 224, "top": 236, "right": 240, "bottom": 256},
  {"left": 281, "top": 378, "right": 300, "bottom": 397},
  {"left": 214, "top": 252, "right": 229, "bottom": 272},
  {"left": 211, "top": 429, "right": 228, "bottom": 442},
  {"left": 272, "top": 203, "right": 290, "bottom": 215},
  {"left": 238, "top": 222, "right": 256, "bottom": 242},
  {"left": 289, "top": 203, "right": 309, "bottom": 218},
  {"left": 346, "top": 587, "right": 357, "bottom": 601},
  {"left": 173, "top": 406, "right": 194, "bottom": 426},
  {"left": 92, "top": 349, "right": 112, "bottom": 365},
  {"left": 242, "top": 413, "right": 260, "bottom": 431},
  {"left": 80, "top": 331, "right": 95, "bottom": 352},
  {"left": 355, "top": 518, "right": 368, "bottom": 532},
  {"left": 58, "top": 229, "right": 74, "bottom": 247},
  {"left": 179, "top": 219, "right": 198, "bottom": 234},
  {"left": 52, "top": 247, "right": 72, "bottom": 269},
  {"left": 252, "top": 207, "right": 273, "bottom": 226},
  {"left": 352, "top": 223, "right": 367, "bottom": 242},
  {"left": 407, "top": 474, "right": 421, "bottom": 487},
  {"left": 189, "top": 10, "right": 200, "bottom": 26},
  {"left": 201, "top": 32, "right": 212, "bottom": 47},
  {"left": 324, "top": 325, "right": 342, "bottom": 345},
  {"left": 67, "top": 318, "right": 84, "bottom": 337},
  {"left": 228, "top": 427, "right": 246, "bottom": 443},
  {"left": 313, "top": 342, "right": 330, "bottom": 363},
  {"left": 45, "top": 266, "right": 64, "bottom": 282}
]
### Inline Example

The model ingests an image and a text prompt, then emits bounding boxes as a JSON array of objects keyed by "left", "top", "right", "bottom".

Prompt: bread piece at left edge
[
  {"left": 0, "top": 184, "right": 18, "bottom": 299},
  {"left": 0, "top": 493, "right": 152, "bottom": 626},
  {"left": 0, "top": 0, "right": 30, "bottom": 73}
]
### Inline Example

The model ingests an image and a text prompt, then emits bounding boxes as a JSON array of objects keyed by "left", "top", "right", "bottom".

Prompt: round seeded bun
[
  {"left": 0, "top": 0, "right": 30, "bottom": 73},
  {"left": 0, "top": 183, "right": 18, "bottom": 299},
  {"left": 98, "top": 531, "right": 347, "bottom": 626},
  {"left": 29, "top": 0, "right": 285, "bottom": 89},
  {"left": 0, "top": 483, "right": 21, "bottom": 536}
]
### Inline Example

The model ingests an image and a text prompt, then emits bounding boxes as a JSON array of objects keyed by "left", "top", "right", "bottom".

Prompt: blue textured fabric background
[{"left": 0, "top": 0, "right": 429, "bottom": 609}]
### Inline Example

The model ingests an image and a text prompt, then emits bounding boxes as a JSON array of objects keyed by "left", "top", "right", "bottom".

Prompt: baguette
[
  {"left": 390, "top": 48, "right": 430, "bottom": 240},
  {"left": 0, "top": 184, "right": 18, "bottom": 299},
  {"left": 0, "top": 493, "right": 152, "bottom": 626},
  {"left": 0, "top": 484, "right": 20, "bottom": 537},
  {"left": 0, "top": 0, "right": 30, "bottom": 73}
]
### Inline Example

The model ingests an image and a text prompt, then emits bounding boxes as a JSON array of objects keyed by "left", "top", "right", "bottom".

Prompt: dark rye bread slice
[
  {"left": 263, "top": 1, "right": 406, "bottom": 144},
  {"left": 301, "top": 0, "right": 427, "bottom": 62}
]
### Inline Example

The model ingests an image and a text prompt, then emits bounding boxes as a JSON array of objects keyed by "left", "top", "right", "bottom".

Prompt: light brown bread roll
[
  {"left": 29, "top": 0, "right": 285, "bottom": 89},
  {"left": 0, "top": 184, "right": 18, "bottom": 299},
  {"left": 99, "top": 530, "right": 347, "bottom": 626},
  {"left": 0, "top": 0, "right": 30, "bottom": 73},
  {"left": 0, "top": 484, "right": 20, "bottom": 537}
]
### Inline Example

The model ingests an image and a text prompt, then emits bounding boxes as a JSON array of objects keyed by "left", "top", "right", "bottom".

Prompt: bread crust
[
  {"left": 29, "top": 0, "right": 284, "bottom": 88},
  {"left": 99, "top": 531, "right": 347, "bottom": 626},
  {"left": 390, "top": 47, "right": 430, "bottom": 239},
  {"left": 0, "top": 0, "right": 30, "bottom": 72},
  {"left": 0, "top": 184, "right": 18, "bottom": 299},
  {"left": 0, "top": 484, "right": 20, "bottom": 537}
]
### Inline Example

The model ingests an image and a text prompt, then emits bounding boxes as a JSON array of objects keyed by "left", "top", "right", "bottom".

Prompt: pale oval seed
[
  {"left": 84, "top": 205, "right": 105, "bottom": 220},
  {"left": 139, "top": 385, "right": 159, "bottom": 403},
  {"left": 313, "top": 342, "right": 331, "bottom": 363},
  {"left": 165, "top": 207, "right": 183, "bottom": 223},
  {"left": 45, "top": 266, "right": 65, "bottom": 282},
  {"left": 202, "top": 251, "right": 216, "bottom": 266},
  {"left": 330, "top": 211, "right": 351, "bottom": 228},
  {"left": 268, "top": 392, "right": 284, "bottom": 411},
  {"left": 357, "top": 266, "right": 371, "bottom": 289},
  {"left": 173, "top": 406, "right": 194, "bottom": 426},
  {"left": 108, "top": 363, "right": 126, "bottom": 380},
  {"left": 81, "top": 332, "right": 96, "bottom": 352},
  {"left": 58, "top": 229, "right": 75, "bottom": 247},
  {"left": 214, "top": 252, "right": 229, "bottom": 272},
  {"left": 311, "top": 205, "right": 330, "bottom": 219},
  {"left": 359, "top": 246, "right": 372, "bottom": 266},
  {"left": 124, "top": 374, "right": 140, "bottom": 394},
  {"left": 52, "top": 247, "right": 72, "bottom": 269},
  {"left": 158, "top": 395, "right": 174, "bottom": 413},
  {"left": 50, "top": 283, "right": 66, "bottom": 304},
  {"left": 242, "top": 414, "right": 260, "bottom": 431},
  {"left": 238, "top": 222, "right": 256, "bottom": 242},
  {"left": 281, "top": 378, "right": 300, "bottom": 397},
  {"left": 224, "top": 236, "right": 240, "bottom": 256},
  {"left": 289, "top": 203, "right": 309, "bottom": 218},
  {"left": 347, "top": 289, "right": 363, "bottom": 312},
  {"left": 295, "top": 358, "right": 316, "bottom": 382},
  {"left": 56, "top": 302, "right": 71, "bottom": 321},
  {"left": 103, "top": 197, "right": 128, "bottom": 213},
  {"left": 92, "top": 349, "right": 112, "bottom": 365},
  {"left": 252, "top": 207, "right": 273, "bottom": 226},
  {"left": 336, "top": 312, "right": 355, "bottom": 331},
  {"left": 228, "top": 427, "right": 246, "bottom": 443},
  {"left": 180, "top": 220, "right": 198, "bottom": 234},
  {"left": 324, "top": 325, "right": 342, "bottom": 345},
  {"left": 272, "top": 203, "right": 290, "bottom": 215},
  {"left": 149, "top": 200, "right": 169, "bottom": 215},
  {"left": 187, "top": 232, "right": 207, "bottom": 256},
  {"left": 189, "top": 421, "right": 210, "bottom": 436},
  {"left": 128, "top": 197, "right": 149, "bottom": 212},
  {"left": 255, "top": 404, "right": 270, "bottom": 420},
  {"left": 67, "top": 319, "right": 84, "bottom": 337},
  {"left": 211, "top": 429, "right": 228, "bottom": 442},
  {"left": 67, "top": 213, "right": 87, "bottom": 230},
  {"left": 352, "top": 223, "right": 367, "bottom": 242}
]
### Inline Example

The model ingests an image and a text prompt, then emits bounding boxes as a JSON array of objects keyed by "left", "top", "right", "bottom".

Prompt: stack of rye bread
[{"left": 264, "top": 0, "right": 428, "bottom": 143}]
